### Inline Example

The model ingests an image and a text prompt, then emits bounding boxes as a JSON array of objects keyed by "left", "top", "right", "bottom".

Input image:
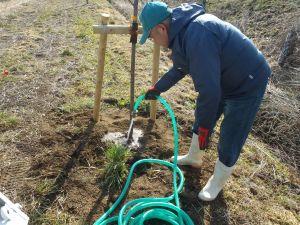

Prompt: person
[{"left": 139, "top": 1, "right": 271, "bottom": 201}]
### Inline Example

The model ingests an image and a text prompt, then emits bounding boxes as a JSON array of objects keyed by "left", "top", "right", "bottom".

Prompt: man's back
[
  {"left": 167, "top": 4, "right": 271, "bottom": 97},
  {"left": 191, "top": 13, "right": 271, "bottom": 96}
]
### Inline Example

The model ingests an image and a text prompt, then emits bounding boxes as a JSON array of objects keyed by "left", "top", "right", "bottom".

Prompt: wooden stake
[
  {"left": 150, "top": 43, "right": 160, "bottom": 121},
  {"left": 93, "top": 13, "right": 110, "bottom": 122},
  {"left": 93, "top": 25, "right": 143, "bottom": 35}
]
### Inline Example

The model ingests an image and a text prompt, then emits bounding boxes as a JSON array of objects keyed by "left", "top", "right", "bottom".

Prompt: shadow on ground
[{"left": 30, "top": 120, "right": 95, "bottom": 224}]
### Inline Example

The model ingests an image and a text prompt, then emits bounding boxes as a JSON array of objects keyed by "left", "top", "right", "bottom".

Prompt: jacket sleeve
[
  {"left": 185, "top": 24, "right": 222, "bottom": 132},
  {"left": 154, "top": 67, "right": 186, "bottom": 93}
]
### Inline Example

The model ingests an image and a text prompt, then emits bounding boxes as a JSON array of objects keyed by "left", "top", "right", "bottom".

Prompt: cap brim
[{"left": 139, "top": 29, "right": 150, "bottom": 45}]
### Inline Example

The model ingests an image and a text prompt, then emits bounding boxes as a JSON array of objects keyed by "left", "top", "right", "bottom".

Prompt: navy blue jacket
[{"left": 154, "top": 3, "right": 271, "bottom": 132}]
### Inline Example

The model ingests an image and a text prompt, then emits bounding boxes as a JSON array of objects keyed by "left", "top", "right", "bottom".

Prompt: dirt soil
[
  {"left": 24, "top": 108, "right": 226, "bottom": 225},
  {"left": 0, "top": 0, "right": 299, "bottom": 225}
]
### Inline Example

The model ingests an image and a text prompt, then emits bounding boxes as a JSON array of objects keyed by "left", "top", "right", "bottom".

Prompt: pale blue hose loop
[{"left": 93, "top": 95, "right": 194, "bottom": 225}]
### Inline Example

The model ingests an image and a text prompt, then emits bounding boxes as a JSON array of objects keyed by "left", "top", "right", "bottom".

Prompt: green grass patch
[
  {"left": 76, "top": 52, "right": 97, "bottom": 73},
  {"left": 74, "top": 16, "right": 95, "bottom": 40},
  {"left": 58, "top": 97, "right": 94, "bottom": 113},
  {"left": 60, "top": 49, "right": 73, "bottom": 57},
  {"left": 252, "top": 0, "right": 286, "bottom": 11},
  {"left": 0, "top": 75, "right": 19, "bottom": 87},
  {"left": 103, "top": 95, "right": 150, "bottom": 114},
  {"left": 117, "top": 98, "right": 130, "bottom": 108},
  {"left": 104, "top": 49, "right": 129, "bottom": 78},
  {"left": 37, "top": 10, "right": 53, "bottom": 22},
  {"left": 6, "top": 14, "right": 17, "bottom": 20},
  {"left": 2, "top": 56, "right": 26, "bottom": 73},
  {"left": 0, "top": 18, "right": 17, "bottom": 30},
  {"left": 74, "top": 80, "right": 95, "bottom": 96},
  {"left": 0, "top": 112, "right": 19, "bottom": 129},
  {"left": 102, "top": 144, "right": 132, "bottom": 190},
  {"left": 35, "top": 179, "right": 54, "bottom": 196}
]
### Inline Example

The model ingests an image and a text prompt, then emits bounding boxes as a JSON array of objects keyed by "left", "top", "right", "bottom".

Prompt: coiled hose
[{"left": 94, "top": 95, "right": 194, "bottom": 225}]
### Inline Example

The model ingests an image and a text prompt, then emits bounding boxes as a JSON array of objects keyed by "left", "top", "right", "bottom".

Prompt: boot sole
[{"left": 198, "top": 194, "right": 217, "bottom": 201}]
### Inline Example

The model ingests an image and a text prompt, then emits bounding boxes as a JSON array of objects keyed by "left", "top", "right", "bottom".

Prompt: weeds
[
  {"left": 58, "top": 97, "right": 94, "bottom": 113},
  {"left": 31, "top": 211, "right": 80, "bottom": 225},
  {"left": 60, "top": 49, "right": 73, "bottom": 57},
  {"left": 74, "top": 17, "right": 94, "bottom": 40},
  {"left": 35, "top": 179, "right": 54, "bottom": 196},
  {"left": 102, "top": 144, "right": 132, "bottom": 190},
  {"left": 0, "top": 112, "right": 19, "bottom": 129},
  {"left": 117, "top": 98, "right": 130, "bottom": 108},
  {"left": 74, "top": 80, "right": 95, "bottom": 96},
  {"left": 137, "top": 101, "right": 150, "bottom": 114},
  {"left": 116, "top": 97, "right": 150, "bottom": 114}
]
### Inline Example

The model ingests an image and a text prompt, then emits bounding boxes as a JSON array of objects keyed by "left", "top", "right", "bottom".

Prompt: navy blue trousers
[{"left": 193, "top": 80, "right": 268, "bottom": 167}]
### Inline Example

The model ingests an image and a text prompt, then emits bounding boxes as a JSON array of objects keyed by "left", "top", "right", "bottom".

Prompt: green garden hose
[{"left": 94, "top": 95, "right": 194, "bottom": 225}]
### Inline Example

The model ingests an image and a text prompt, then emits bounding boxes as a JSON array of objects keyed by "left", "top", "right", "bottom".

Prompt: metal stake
[{"left": 127, "top": 0, "right": 139, "bottom": 142}]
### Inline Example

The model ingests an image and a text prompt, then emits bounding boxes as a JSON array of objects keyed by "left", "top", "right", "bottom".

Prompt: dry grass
[
  {"left": 253, "top": 84, "right": 300, "bottom": 170},
  {"left": 0, "top": 0, "right": 299, "bottom": 224},
  {"left": 227, "top": 138, "right": 300, "bottom": 224}
]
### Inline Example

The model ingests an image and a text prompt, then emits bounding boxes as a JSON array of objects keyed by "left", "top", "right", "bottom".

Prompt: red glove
[
  {"left": 145, "top": 86, "right": 161, "bottom": 100},
  {"left": 198, "top": 127, "right": 210, "bottom": 150}
]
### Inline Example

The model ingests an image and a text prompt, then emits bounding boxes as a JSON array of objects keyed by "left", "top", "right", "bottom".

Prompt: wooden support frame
[
  {"left": 93, "top": 25, "right": 143, "bottom": 35},
  {"left": 92, "top": 14, "right": 161, "bottom": 122},
  {"left": 93, "top": 13, "right": 109, "bottom": 122}
]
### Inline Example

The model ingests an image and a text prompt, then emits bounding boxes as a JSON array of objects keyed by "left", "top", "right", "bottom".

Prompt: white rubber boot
[
  {"left": 198, "top": 159, "right": 234, "bottom": 201},
  {"left": 170, "top": 133, "right": 204, "bottom": 168}
]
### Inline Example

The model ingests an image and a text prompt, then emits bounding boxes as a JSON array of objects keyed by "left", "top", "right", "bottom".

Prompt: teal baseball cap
[{"left": 139, "top": 1, "right": 172, "bottom": 45}]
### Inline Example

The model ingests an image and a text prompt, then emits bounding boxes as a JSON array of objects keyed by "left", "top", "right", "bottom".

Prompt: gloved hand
[
  {"left": 198, "top": 127, "right": 210, "bottom": 150},
  {"left": 145, "top": 86, "right": 161, "bottom": 100}
]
